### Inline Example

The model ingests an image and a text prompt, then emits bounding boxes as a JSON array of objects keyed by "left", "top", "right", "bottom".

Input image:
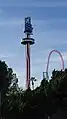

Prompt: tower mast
[{"left": 21, "top": 17, "right": 35, "bottom": 89}]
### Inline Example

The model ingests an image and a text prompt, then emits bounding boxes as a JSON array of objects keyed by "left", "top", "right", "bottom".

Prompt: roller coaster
[{"left": 43, "top": 50, "right": 64, "bottom": 80}]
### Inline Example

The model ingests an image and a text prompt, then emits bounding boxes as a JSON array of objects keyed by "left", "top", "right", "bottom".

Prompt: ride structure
[
  {"left": 43, "top": 50, "right": 64, "bottom": 80},
  {"left": 21, "top": 17, "right": 35, "bottom": 89},
  {"left": 30, "top": 77, "right": 37, "bottom": 90}
]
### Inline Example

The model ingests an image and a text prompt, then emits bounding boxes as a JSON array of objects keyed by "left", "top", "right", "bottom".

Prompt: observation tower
[{"left": 21, "top": 17, "right": 35, "bottom": 89}]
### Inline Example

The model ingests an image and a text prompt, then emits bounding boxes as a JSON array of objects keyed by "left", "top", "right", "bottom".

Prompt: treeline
[{"left": 0, "top": 60, "right": 67, "bottom": 119}]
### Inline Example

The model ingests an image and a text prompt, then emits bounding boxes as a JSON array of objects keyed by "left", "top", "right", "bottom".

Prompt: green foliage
[
  {"left": 0, "top": 60, "right": 18, "bottom": 109},
  {"left": 1, "top": 60, "right": 67, "bottom": 119}
]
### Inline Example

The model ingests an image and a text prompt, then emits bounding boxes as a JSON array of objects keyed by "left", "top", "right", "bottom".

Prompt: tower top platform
[{"left": 21, "top": 37, "right": 35, "bottom": 45}]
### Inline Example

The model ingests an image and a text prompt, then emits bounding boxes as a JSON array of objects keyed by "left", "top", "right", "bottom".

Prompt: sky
[{"left": 0, "top": 0, "right": 67, "bottom": 89}]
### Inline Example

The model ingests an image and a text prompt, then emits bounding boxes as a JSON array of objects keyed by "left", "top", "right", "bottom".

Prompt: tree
[
  {"left": 0, "top": 61, "right": 13, "bottom": 103},
  {"left": 46, "top": 69, "right": 67, "bottom": 118},
  {"left": 0, "top": 60, "right": 19, "bottom": 118},
  {"left": 1, "top": 66, "right": 67, "bottom": 119},
  {"left": 0, "top": 60, "right": 19, "bottom": 100}
]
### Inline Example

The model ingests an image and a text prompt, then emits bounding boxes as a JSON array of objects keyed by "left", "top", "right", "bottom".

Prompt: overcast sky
[{"left": 0, "top": 0, "right": 67, "bottom": 89}]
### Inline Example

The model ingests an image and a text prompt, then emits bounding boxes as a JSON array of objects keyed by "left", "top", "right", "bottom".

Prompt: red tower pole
[{"left": 26, "top": 41, "right": 30, "bottom": 89}]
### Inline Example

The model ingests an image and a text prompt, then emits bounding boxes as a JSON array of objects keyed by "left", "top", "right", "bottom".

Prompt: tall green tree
[
  {"left": 0, "top": 60, "right": 18, "bottom": 104},
  {"left": 1, "top": 67, "right": 67, "bottom": 119}
]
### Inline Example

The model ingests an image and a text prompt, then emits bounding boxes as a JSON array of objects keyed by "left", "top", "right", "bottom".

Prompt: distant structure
[
  {"left": 21, "top": 17, "right": 35, "bottom": 89},
  {"left": 43, "top": 72, "right": 49, "bottom": 80},
  {"left": 12, "top": 74, "right": 18, "bottom": 89},
  {"left": 30, "top": 77, "right": 37, "bottom": 90},
  {"left": 43, "top": 50, "right": 64, "bottom": 80}
]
